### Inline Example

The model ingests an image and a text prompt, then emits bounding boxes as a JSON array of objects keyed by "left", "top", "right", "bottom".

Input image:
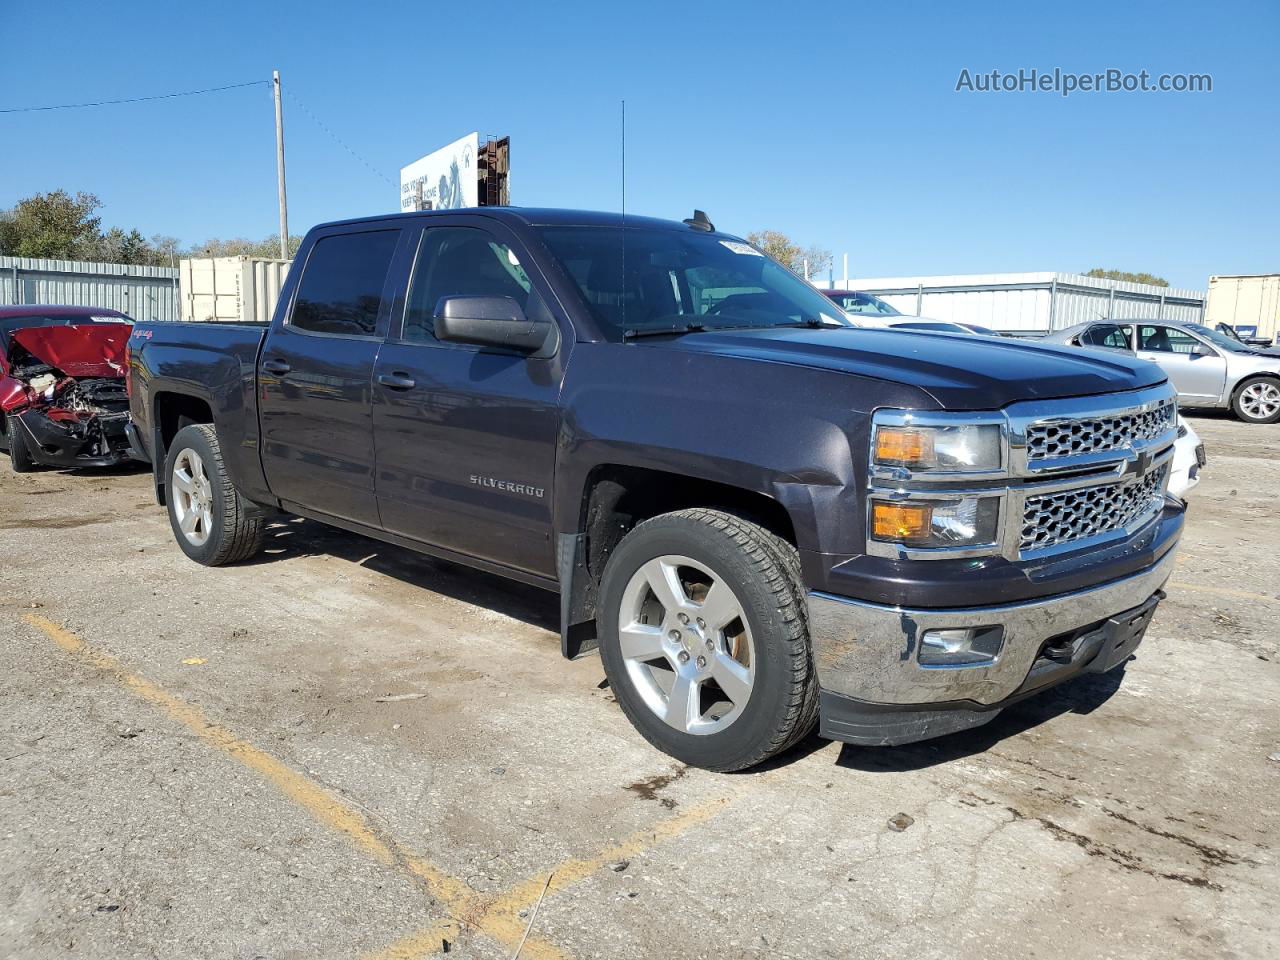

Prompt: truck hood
[
  {"left": 9, "top": 324, "right": 131, "bottom": 378},
  {"left": 646, "top": 327, "right": 1166, "bottom": 408}
]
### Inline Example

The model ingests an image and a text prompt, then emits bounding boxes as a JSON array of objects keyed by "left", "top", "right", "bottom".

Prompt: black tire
[
  {"left": 598, "top": 508, "right": 818, "bottom": 772},
  {"left": 6, "top": 415, "right": 38, "bottom": 473},
  {"left": 164, "top": 423, "right": 266, "bottom": 565},
  {"left": 1231, "top": 376, "right": 1280, "bottom": 424}
]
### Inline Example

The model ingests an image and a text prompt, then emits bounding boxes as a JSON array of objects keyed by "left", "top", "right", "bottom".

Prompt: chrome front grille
[
  {"left": 865, "top": 384, "right": 1178, "bottom": 562},
  {"left": 1025, "top": 399, "right": 1176, "bottom": 462},
  {"left": 1020, "top": 464, "right": 1169, "bottom": 552}
]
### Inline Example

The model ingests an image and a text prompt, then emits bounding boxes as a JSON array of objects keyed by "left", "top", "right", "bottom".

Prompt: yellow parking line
[
  {"left": 23, "top": 614, "right": 568, "bottom": 960},
  {"left": 361, "top": 918, "right": 461, "bottom": 960},
  {"left": 369, "top": 794, "right": 733, "bottom": 960},
  {"left": 1168, "top": 581, "right": 1280, "bottom": 604}
]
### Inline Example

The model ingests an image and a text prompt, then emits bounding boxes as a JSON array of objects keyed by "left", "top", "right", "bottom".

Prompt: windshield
[
  {"left": 1186, "top": 324, "right": 1254, "bottom": 353},
  {"left": 535, "top": 226, "right": 850, "bottom": 338},
  {"left": 833, "top": 292, "right": 901, "bottom": 316}
]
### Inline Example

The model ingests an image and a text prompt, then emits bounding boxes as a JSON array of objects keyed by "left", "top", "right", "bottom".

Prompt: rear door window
[
  {"left": 290, "top": 230, "right": 399, "bottom": 337},
  {"left": 1080, "top": 323, "right": 1133, "bottom": 349}
]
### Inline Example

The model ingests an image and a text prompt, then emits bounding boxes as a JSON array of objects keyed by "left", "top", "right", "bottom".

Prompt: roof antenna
[
  {"left": 684, "top": 209, "right": 714, "bottom": 231},
  {"left": 621, "top": 99, "right": 626, "bottom": 332}
]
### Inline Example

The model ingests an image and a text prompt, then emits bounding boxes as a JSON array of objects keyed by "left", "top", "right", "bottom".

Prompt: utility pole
[{"left": 273, "top": 70, "right": 289, "bottom": 260}]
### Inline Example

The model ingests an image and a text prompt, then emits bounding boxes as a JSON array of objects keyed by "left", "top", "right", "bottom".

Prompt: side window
[
  {"left": 290, "top": 230, "right": 398, "bottom": 337},
  {"left": 1138, "top": 325, "right": 1201, "bottom": 354},
  {"left": 1080, "top": 323, "right": 1132, "bottom": 349},
  {"left": 403, "top": 227, "right": 535, "bottom": 342}
]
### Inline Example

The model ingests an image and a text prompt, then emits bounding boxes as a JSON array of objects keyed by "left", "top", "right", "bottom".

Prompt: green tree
[
  {"left": 0, "top": 190, "right": 103, "bottom": 260},
  {"left": 0, "top": 189, "right": 305, "bottom": 266},
  {"left": 1084, "top": 268, "right": 1170, "bottom": 288},
  {"left": 186, "top": 233, "right": 303, "bottom": 259},
  {"left": 149, "top": 235, "right": 183, "bottom": 267},
  {"left": 746, "top": 229, "right": 832, "bottom": 278}
]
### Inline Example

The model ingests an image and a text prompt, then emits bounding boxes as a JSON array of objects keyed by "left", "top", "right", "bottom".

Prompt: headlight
[
  {"left": 870, "top": 497, "right": 1000, "bottom": 549},
  {"left": 873, "top": 423, "right": 1002, "bottom": 473}
]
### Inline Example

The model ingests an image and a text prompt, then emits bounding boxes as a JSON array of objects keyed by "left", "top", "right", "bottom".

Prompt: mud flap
[{"left": 557, "top": 532, "right": 599, "bottom": 659}]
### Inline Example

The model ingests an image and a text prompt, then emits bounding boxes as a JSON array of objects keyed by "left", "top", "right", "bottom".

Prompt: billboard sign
[{"left": 400, "top": 133, "right": 479, "bottom": 212}]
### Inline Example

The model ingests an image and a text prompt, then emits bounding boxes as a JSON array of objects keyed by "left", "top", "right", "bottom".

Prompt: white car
[
  {"left": 820, "top": 291, "right": 1002, "bottom": 335},
  {"left": 1169, "top": 415, "right": 1206, "bottom": 499}
]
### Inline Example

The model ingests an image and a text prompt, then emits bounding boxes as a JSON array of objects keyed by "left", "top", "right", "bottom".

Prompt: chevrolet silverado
[{"left": 127, "top": 208, "right": 1183, "bottom": 771}]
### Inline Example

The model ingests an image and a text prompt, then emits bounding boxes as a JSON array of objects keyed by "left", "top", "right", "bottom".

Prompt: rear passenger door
[
  {"left": 259, "top": 226, "right": 401, "bottom": 527},
  {"left": 1078, "top": 323, "right": 1134, "bottom": 351},
  {"left": 371, "top": 219, "right": 567, "bottom": 578}
]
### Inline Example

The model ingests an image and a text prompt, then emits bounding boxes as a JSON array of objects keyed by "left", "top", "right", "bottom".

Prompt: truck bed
[{"left": 128, "top": 321, "right": 272, "bottom": 503}]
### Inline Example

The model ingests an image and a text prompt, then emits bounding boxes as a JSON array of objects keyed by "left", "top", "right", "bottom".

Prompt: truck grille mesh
[
  {"left": 1020, "top": 465, "right": 1168, "bottom": 552},
  {"left": 1025, "top": 400, "right": 1176, "bottom": 461}
]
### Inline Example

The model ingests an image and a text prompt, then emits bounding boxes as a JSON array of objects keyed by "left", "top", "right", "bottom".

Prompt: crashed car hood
[
  {"left": 644, "top": 326, "right": 1167, "bottom": 408},
  {"left": 9, "top": 323, "right": 131, "bottom": 377}
]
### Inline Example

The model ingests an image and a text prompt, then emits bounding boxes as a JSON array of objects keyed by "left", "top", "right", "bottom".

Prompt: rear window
[{"left": 290, "top": 230, "right": 398, "bottom": 337}]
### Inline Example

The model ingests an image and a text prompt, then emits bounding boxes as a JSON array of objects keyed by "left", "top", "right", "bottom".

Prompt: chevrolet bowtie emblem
[{"left": 1125, "top": 449, "right": 1153, "bottom": 477}]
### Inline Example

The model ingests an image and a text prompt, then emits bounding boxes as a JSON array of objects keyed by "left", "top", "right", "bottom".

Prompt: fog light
[{"left": 919, "top": 626, "right": 1004, "bottom": 667}]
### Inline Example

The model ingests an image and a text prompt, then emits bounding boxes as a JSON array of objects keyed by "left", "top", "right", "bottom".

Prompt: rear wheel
[
  {"left": 1232, "top": 376, "right": 1280, "bottom": 424},
  {"left": 164, "top": 424, "right": 265, "bottom": 565},
  {"left": 598, "top": 509, "right": 817, "bottom": 772},
  {"left": 6, "top": 415, "right": 37, "bottom": 473}
]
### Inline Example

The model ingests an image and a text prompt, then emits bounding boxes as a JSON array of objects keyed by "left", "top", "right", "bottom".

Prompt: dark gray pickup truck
[{"left": 128, "top": 208, "right": 1184, "bottom": 771}]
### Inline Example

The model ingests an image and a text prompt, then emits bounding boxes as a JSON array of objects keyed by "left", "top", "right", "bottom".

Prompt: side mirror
[
  {"left": 434, "top": 296, "right": 552, "bottom": 353},
  {"left": 1192, "top": 344, "right": 1215, "bottom": 358}
]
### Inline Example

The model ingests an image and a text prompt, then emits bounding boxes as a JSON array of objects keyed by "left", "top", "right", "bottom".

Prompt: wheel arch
[
  {"left": 149, "top": 389, "right": 216, "bottom": 505},
  {"left": 558, "top": 461, "right": 817, "bottom": 660}
]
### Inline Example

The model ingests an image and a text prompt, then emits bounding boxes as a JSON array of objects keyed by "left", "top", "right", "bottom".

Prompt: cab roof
[{"left": 313, "top": 207, "right": 734, "bottom": 236}]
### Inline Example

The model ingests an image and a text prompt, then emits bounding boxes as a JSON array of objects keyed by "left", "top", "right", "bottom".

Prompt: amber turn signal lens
[
  {"left": 874, "top": 428, "right": 935, "bottom": 467},
  {"left": 871, "top": 503, "right": 932, "bottom": 542}
]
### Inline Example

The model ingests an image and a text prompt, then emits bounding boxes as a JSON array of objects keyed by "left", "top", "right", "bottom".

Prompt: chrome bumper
[{"left": 807, "top": 548, "right": 1177, "bottom": 706}]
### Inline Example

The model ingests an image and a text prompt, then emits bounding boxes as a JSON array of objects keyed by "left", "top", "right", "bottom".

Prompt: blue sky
[{"left": 2, "top": 0, "right": 1275, "bottom": 289}]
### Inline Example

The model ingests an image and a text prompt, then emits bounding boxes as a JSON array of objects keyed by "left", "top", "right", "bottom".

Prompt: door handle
[
  {"left": 377, "top": 372, "right": 417, "bottom": 390},
  {"left": 263, "top": 358, "right": 291, "bottom": 375}
]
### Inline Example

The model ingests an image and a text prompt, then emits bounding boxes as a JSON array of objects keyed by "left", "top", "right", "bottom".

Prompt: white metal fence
[
  {"left": 813, "top": 272, "right": 1206, "bottom": 334},
  {"left": 1, "top": 255, "right": 180, "bottom": 323}
]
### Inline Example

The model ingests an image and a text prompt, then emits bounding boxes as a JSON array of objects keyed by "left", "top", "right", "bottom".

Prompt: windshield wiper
[
  {"left": 709, "top": 319, "right": 847, "bottom": 332},
  {"left": 622, "top": 322, "right": 706, "bottom": 340}
]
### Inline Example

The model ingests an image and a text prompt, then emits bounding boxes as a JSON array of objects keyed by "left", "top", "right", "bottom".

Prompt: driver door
[{"left": 1134, "top": 324, "right": 1226, "bottom": 404}]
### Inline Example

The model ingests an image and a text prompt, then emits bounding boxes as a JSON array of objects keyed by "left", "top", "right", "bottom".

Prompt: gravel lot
[{"left": 2, "top": 412, "right": 1276, "bottom": 960}]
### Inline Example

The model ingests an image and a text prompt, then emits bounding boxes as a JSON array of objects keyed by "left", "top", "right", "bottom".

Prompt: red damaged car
[{"left": 0, "top": 306, "right": 134, "bottom": 472}]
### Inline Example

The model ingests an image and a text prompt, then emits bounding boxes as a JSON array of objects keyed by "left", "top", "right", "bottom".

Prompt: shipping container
[
  {"left": 1205, "top": 274, "right": 1280, "bottom": 342},
  {"left": 811, "top": 272, "right": 1205, "bottom": 334},
  {"left": 179, "top": 256, "right": 292, "bottom": 324}
]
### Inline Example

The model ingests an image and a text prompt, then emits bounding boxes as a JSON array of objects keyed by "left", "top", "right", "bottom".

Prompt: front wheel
[
  {"left": 1232, "top": 376, "right": 1280, "bottom": 424},
  {"left": 598, "top": 509, "right": 817, "bottom": 772},
  {"left": 164, "top": 423, "right": 266, "bottom": 565},
  {"left": 6, "top": 415, "right": 37, "bottom": 473}
]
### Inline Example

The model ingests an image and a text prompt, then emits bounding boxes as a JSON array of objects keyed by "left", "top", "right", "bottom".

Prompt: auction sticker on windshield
[{"left": 720, "top": 240, "right": 762, "bottom": 256}]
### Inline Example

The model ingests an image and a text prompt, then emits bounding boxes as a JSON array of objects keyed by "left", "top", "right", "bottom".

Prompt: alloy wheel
[
  {"left": 172, "top": 448, "right": 214, "bottom": 546},
  {"left": 617, "top": 555, "right": 756, "bottom": 735},
  {"left": 1240, "top": 381, "right": 1280, "bottom": 421}
]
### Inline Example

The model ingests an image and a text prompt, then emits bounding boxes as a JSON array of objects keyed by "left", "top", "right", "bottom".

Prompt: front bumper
[
  {"left": 807, "top": 547, "right": 1177, "bottom": 745},
  {"left": 13, "top": 409, "right": 131, "bottom": 469}
]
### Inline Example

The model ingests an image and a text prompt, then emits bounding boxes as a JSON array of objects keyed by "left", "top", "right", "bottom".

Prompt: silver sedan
[{"left": 1042, "top": 320, "right": 1280, "bottom": 424}]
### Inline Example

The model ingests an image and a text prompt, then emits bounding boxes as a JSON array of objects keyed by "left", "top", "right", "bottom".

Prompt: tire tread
[
  {"left": 169, "top": 424, "right": 265, "bottom": 565},
  {"left": 606, "top": 508, "right": 818, "bottom": 772}
]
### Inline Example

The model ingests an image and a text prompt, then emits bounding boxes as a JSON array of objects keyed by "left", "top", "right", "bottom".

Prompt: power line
[
  {"left": 0, "top": 80, "right": 269, "bottom": 114},
  {"left": 284, "top": 89, "right": 395, "bottom": 186}
]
